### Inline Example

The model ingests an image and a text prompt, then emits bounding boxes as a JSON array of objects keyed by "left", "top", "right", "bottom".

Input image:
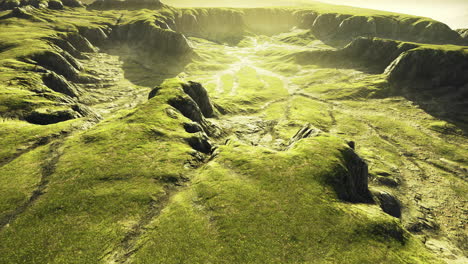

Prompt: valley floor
[{"left": 180, "top": 34, "right": 468, "bottom": 263}]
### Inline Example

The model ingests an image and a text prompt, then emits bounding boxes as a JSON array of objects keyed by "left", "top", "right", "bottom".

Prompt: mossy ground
[{"left": 0, "top": 4, "right": 466, "bottom": 264}]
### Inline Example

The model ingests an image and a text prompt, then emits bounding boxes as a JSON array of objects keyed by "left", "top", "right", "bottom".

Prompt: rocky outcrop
[
  {"left": 287, "top": 123, "right": 321, "bottom": 149},
  {"left": 24, "top": 108, "right": 81, "bottom": 125},
  {"left": 0, "top": 0, "right": 83, "bottom": 10},
  {"left": 336, "top": 148, "right": 373, "bottom": 203},
  {"left": 296, "top": 11, "right": 464, "bottom": 45},
  {"left": 294, "top": 37, "right": 417, "bottom": 73},
  {"left": 149, "top": 81, "right": 220, "bottom": 137},
  {"left": 88, "top": 0, "right": 162, "bottom": 10},
  {"left": 174, "top": 8, "right": 245, "bottom": 43},
  {"left": 181, "top": 81, "right": 214, "bottom": 118},
  {"left": 372, "top": 190, "right": 402, "bottom": 218},
  {"left": 111, "top": 19, "right": 192, "bottom": 56},
  {"left": 42, "top": 71, "right": 80, "bottom": 98},
  {"left": 385, "top": 48, "right": 468, "bottom": 91},
  {"left": 29, "top": 50, "right": 81, "bottom": 81},
  {"left": 242, "top": 8, "right": 300, "bottom": 35}
]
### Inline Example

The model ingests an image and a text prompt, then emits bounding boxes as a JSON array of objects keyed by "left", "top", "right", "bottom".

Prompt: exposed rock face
[
  {"left": 287, "top": 123, "right": 321, "bottom": 149},
  {"left": 89, "top": 0, "right": 162, "bottom": 10},
  {"left": 243, "top": 8, "right": 299, "bottom": 35},
  {"left": 336, "top": 16, "right": 377, "bottom": 39},
  {"left": 186, "top": 133, "right": 214, "bottom": 154},
  {"left": 385, "top": 48, "right": 468, "bottom": 91},
  {"left": 42, "top": 71, "right": 80, "bottom": 98},
  {"left": 295, "top": 37, "right": 417, "bottom": 73},
  {"left": 456, "top": 28, "right": 468, "bottom": 41},
  {"left": 175, "top": 8, "right": 245, "bottom": 43},
  {"left": 181, "top": 81, "right": 214, "bottom": 118},
  {"left": 29, "top": 51, "right": 81, "bottom": 81},
  {"left": 111, "top": 19, "right": 192, "bottom": 56},
  {"left": 0, "top": 0, "right": 83, "bottom": 10},
  {"left": 64, "top": 32, "right": 97, "bottom": 53},
  {"left": 24, "top": 108, "right": 82, "bottom": 125},
  {"left": 372, "top": 190, "right": 402, "bottom": 218},
  {"left": 149, "top": 81, "right": 220, "bottom": 137},
  {"left": 331, "top": 148, "right": 372, "bottom": 203}
]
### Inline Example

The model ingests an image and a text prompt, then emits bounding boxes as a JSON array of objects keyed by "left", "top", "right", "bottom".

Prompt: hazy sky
[
  {"left": 317, "top": 0, "right": 468, "bottom": 29},
  {"left": 164, "top": 0, "right": 468, "bottom": 29}
]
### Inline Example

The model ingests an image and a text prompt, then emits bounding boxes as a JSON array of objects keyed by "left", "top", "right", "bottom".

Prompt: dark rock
[
  {"left": 42, "top": 71, "right": 79, "bottom": 98},
  {"left": 386, "top": 48, "right": 468, "bottom": 90},
  {"left": 184, "top": 122, "right": 202, "bottom": 133},
  {"left": 175, "top": 8, "right": 245, "bottom": 43},
  {"left": 61, "top": 50, "right": 83, "bottom": 71},
  {"left": 186, "top": 133, "right": 214, "bottom": 154},
  {"left": 347, "top": 141, "right": 355, "bottom": 150},
  {"left": 48, "top": 0, "right": 63, "bottom": 9},
  {"left": 181, "top": 81, "right": 214, "bottom": 118},
  {"left": 333, "top": 148, "right": 373, "bottom": 203},
  {"left": 25, "top": 108, "right": 81, "bottom": 125},
  {"left": 373, "top": 190, "right": 402, "bottom": 218},
  {"left": 30, "top": 51, "right": 81, "bottom": 81},
  {"left": 71, "top": 104, "right": 102, "bottom": 122},
  {"left": 148, "top": 86, "right": 161, "bottom": 100},
  {"left": 1, "top": 0, "right": 20, "bottom": 9}
]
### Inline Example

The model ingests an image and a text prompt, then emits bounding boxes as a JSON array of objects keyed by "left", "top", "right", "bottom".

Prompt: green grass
[{"left": 132, "top": 136, "right": 442, "bottom": 263}]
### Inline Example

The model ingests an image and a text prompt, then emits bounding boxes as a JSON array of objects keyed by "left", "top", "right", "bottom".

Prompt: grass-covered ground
[{"left": 0, "top": 3, "right": 466, "bottom": 264}]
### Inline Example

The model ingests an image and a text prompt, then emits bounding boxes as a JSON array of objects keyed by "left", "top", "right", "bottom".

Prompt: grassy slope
[
  {"left": 0, "top": 4, "right": 465, "bottom": 263},
  {"left": 0, "top": 76, "right": 444, "bottom": 263}
]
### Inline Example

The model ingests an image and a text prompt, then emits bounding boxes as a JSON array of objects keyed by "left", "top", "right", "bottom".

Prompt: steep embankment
[
  {"left": 170, "top": 6, "right": 465, "bottom": 45},
  {"left": 292, "top": 37, "right": 468, "bottom": 123},
  {"left": 0, "top": 1, "right": 466, "bottom": 263},
  {"left": 0, "top": 4, "right": 192, "bottom": 125}
]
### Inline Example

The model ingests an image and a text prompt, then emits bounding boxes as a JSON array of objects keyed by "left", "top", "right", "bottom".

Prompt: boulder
[
  {"left": 372, "top": 190, "right": 402, "bottom": 218},
  {"left": 47, "top": 0, "right": 63, "bottom": 9},
  {"left": 287, "top": 123, "right": 320, "bottom": 149}
]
